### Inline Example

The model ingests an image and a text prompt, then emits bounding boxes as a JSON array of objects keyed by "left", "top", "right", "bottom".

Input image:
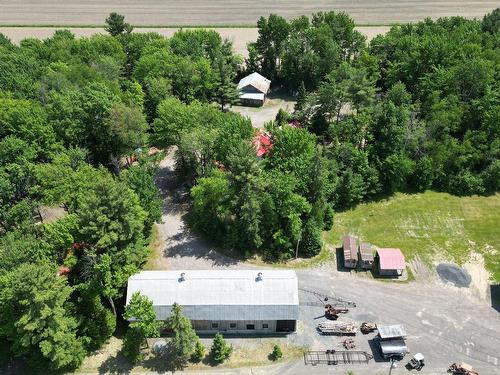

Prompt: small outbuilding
[
  {"left": 237, "top": 72, "right": 271, "bottom": 106},
  {"left": 126, "top": 270, "right": 299, "bottom": 334},
  {"left": 358, "top": 242, "right": 374, "bottom": 269},
  {"left": 377, "top": 324, "right": 408, "bottom": 360},
  {"left": 376, "top": 248, "right": 405, "bottom": 276},
  {"left": 343, "top": 235, "right": 358, "bottom": 269}
]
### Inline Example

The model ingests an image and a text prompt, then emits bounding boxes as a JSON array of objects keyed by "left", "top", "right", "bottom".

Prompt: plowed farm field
[{"left": 0, "top": 0, "right": 497, "bottom": 26}]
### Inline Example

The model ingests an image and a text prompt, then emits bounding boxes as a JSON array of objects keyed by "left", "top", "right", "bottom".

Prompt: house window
[
  {"left": 262, "top": 323, "right": 269, "bottom": 329},
  {"left": 211, "top": 322, "right": 219, "bottom": 329},
  {"left": 246, "top": 324, "right": 255, "bottom": 330},
  {"left": 229, "top": 323, "right": 237, "bottom": 329}
]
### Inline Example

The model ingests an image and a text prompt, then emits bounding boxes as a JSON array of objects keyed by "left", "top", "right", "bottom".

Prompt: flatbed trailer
[
  {"left": 304, "top": 350, "right": 373, "bottom": 365},
  {"left": 317, "top": 320, "right": 358, "bottom": 335}
]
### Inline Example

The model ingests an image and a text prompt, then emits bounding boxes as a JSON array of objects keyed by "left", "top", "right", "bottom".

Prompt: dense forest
[{"left": 0, "top": 8, "right": 498, "bottom": 371}]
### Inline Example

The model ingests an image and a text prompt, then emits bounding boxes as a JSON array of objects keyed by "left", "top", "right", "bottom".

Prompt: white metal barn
[
  {"left": 126, "top": 270, "right": 299, "bottom": 334},
  {"left": 237, "top": 72, "right": 271, "bottom": 106}
]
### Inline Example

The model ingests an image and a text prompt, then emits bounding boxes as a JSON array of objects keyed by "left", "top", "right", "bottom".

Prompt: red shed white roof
[{"left": 377, "top": 248, "right": 405, "bottom": 270}]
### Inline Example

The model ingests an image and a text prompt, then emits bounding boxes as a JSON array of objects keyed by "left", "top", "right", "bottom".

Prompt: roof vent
[
  {"left": 179, "top": 272, "right": 186, "bottom": 282},
  {"left": 256, "top": 272, "right": 263, "bottom": 281}
]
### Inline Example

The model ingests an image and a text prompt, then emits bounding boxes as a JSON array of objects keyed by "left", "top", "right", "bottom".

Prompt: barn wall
[{"left": 190, "top": 319, "right": 280, "bottom": 334}]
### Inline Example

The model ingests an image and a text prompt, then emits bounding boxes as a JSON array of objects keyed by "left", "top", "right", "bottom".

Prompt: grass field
[
  {"left": 0, "top": 0, "right": 497, "bottom": 26},
  {"left": 76, "top": 337, "right": 304, "bottom": 373},
  {"left": 325, "top": 192, "right": 500, "bottom": 281}
]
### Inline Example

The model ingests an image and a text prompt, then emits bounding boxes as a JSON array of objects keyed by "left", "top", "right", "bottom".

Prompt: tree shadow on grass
[
  {"left": 141, "top": 344, "right": 190, "bottom": 373},
  {"left": 98, "top": 351, "right": 133, "bottom": 375}
]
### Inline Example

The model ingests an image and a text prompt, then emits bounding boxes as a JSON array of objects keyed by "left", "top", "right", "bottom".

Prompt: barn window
[
  {"left": 246, "top": 324, "right": 255, "bottom": 330},
  {"left": 229, "top": 323, "right": 237, "bottom": 329},
  {"left": 262, "top": 323, "right": 269, "bottom": 329},
  {"left": 211, "top": 322, "right": 219, "bottom": 329}
]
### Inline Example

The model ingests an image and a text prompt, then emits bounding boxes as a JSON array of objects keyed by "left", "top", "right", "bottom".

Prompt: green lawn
[{"left": 325, "top": 191, "right": 500, "bottom": 281}]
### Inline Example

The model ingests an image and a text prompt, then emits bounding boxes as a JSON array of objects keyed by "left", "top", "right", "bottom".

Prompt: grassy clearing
[
  {"left": 75, "top": 337, "right": 305, "bottom": 373},
  {"left": 325, "top": 191, "right": 500, "bottom": 281}
]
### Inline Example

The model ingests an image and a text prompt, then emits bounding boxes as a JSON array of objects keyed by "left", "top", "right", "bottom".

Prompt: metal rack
[{"left": 304, "top": 350, "right": 373, "bottom": 365}]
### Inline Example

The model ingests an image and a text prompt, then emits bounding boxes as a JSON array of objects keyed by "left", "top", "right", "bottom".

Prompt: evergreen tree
[
  {"left": 0, "top": 263, "right": 85, "bottom": 370},
  {"left": 299, "top": 218, "right": 323, "bottom": 257},
  {"left": 105, "top": 12, "right": 133, "bottom": 37},
  {"left": 167, "top": 303, "right": 199, "bottom": 363},
  {"left": 210, "top": 333, "right": 232, "bottom": 363},
  {"left": 122, "top": 327, "right": 145, "bottom": 364},
  {"left": 214, "top": 54, "right": 240, "bottom": 110},
  {"left": 191, "top": 340, "right": 205, "bottom": 362}
]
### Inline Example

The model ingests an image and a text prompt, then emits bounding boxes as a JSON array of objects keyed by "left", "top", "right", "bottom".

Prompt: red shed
[{"left": 376, "top": 248, "right": 405, "bottom": 276}]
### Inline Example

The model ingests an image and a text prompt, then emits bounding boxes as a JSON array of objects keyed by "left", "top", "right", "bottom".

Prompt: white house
[{"left": 237, "top": 72, "right": 271, "bottom": 106}]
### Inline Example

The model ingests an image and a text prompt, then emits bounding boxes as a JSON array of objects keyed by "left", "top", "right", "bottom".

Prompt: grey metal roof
[
  {"left": 378, "top": 324, "right": 407, "bottom": 339},
  {"left": 237, "top": 72, "right": 271, "bottom": 93},
  {"left": 126, "top": 270, "right": 299, "bottom": 321},
  {"left": 359, "top": 242, "right": 374, "bottom": 260}
]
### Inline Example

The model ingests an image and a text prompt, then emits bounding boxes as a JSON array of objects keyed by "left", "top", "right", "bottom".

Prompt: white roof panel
[
  {"left": 126, "top": 270, "right": 299, "bottom": 321},
  {"left": 240, "top": 92, "right": 265, "bottom": 101}
]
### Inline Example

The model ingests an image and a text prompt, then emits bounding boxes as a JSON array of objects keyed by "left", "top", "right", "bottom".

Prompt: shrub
[{"left": 270, "top": 344, "right": 283, "bottom": 361}]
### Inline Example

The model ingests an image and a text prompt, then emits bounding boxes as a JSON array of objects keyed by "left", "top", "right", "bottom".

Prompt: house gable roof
[{"left": 237, "top": 72, "right": 271, "bottom": 94}]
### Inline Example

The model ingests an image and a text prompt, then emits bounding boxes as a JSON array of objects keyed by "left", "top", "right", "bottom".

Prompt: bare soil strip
[{"left": 0, "top": 0, "right": 496, "bottom": 26}]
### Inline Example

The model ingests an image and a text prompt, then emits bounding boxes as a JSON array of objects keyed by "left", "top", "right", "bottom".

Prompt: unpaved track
[{"left": 0, "top": 0, "right": 496, "bottom": 26}]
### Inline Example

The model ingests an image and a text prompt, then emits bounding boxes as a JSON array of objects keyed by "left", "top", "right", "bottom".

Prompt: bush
[
  {"left": 210, "top": 333, "right": 232, "bottom": 363},
  {"left": 191, "top": 340, "right": 205, "bottom": 362},
  {"left": 270, "top": 344, "right": 283, "bottom": 361}
]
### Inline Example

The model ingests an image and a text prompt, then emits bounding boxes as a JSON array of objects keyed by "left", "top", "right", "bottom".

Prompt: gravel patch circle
[{"left": 436, "top": 263, "right": 472, "bottom": 288}]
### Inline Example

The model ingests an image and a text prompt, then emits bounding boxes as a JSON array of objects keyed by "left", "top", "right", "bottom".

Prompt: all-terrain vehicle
[
  {"left": 360, "top": 322, "right": 377, "bottom": 334},
  {"left": 406, "top": 353, "right": 425, "bottom": 371}
]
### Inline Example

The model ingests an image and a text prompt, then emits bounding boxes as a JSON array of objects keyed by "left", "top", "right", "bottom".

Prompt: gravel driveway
[{"left": 154, "top": 152, "right": 253, "bottom": 270}]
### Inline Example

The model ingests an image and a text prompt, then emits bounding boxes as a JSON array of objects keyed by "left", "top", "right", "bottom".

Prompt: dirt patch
[
  {"left": 463, "top": 252, "right": 492, "bottom": 300},
  {"left": 436, "top": 263, "right": 472, "bottom": 288}
]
